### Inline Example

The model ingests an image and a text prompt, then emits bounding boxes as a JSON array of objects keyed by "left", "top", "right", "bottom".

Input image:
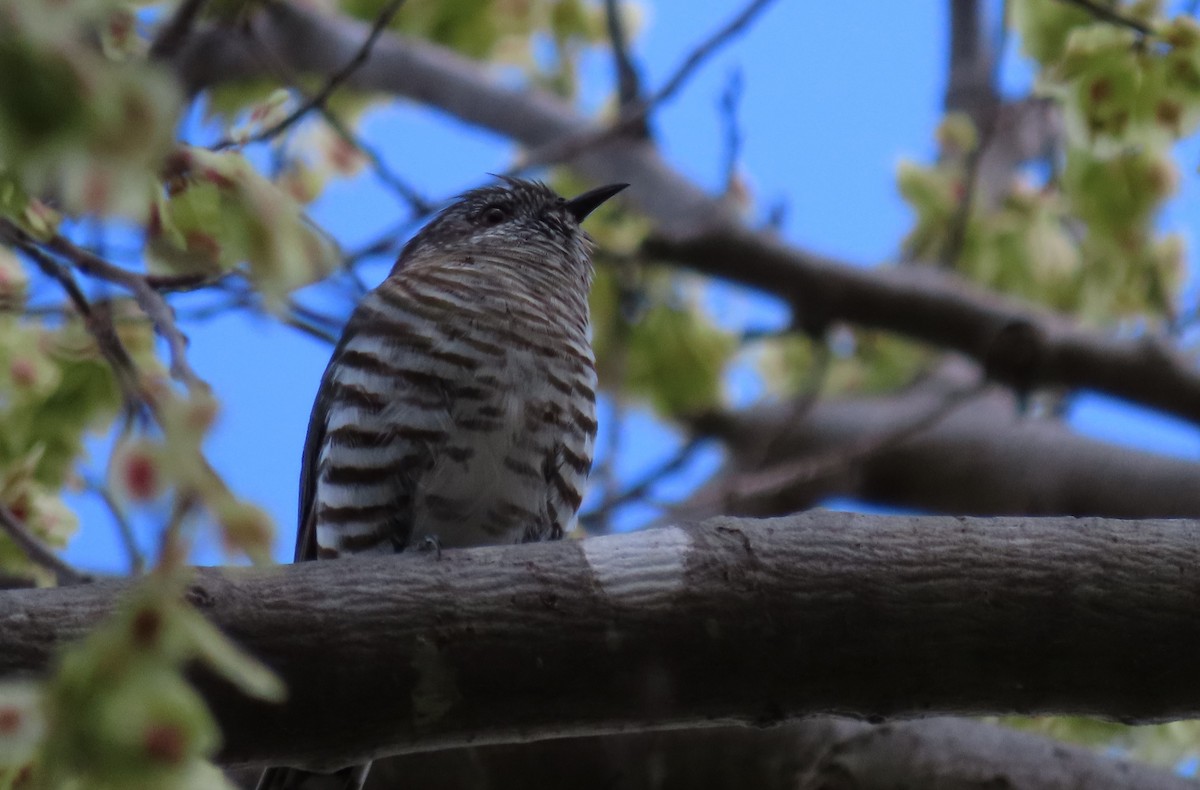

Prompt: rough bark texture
[
  {"left": 4, "top": 514, "right": 1200, "bottom": 771},
  {"left": 222, "top": 718, "right": 1197, "bottom": 789},
  {"left": 688, "top": 376, "right": 1200, "bottom": 519},
  {"left": 170, "top": 4, "right": 1200, "bottom": 427},
  {"left": 361, "top": 719, "right": 1196, "bottom": 790}
]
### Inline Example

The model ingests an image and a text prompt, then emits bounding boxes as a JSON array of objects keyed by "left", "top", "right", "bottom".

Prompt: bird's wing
[
  {"left": 297, "top": 290, "right": 458, "bottom": 559},
  {"left": 295, "top": 324, "right": 357, "bottom": 563}
]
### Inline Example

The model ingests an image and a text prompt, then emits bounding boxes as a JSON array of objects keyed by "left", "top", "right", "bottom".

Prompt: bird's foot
[{"left": 418, "top": 534, "right": 443, "bottom": 560}]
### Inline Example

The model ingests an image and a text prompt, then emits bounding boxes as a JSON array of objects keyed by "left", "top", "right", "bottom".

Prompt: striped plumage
[{"left": 257, "top": 178, "right": 627, "bottom": 790}]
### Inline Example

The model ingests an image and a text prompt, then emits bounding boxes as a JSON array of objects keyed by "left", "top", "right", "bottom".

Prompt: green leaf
[
  {"left": 623, "top": 297, "right": 736, "bottom": 416},
  {"left": 1011, "top": 0, "right": 1095, "bottom": 64},
  {"left": 0, "top": 681, "right": 44, "bottom": 769},
  {"left": 175, "top": 603, "right": 285, "bottom": 703}
]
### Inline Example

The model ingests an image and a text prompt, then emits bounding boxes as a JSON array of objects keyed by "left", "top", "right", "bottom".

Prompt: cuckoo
[{"left": 256, "top": 177, "right": 628, "bottom": 790}]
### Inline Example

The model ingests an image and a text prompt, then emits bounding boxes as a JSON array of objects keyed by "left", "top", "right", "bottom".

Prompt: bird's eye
[{"left": 482, "top": 205, "right": 509, "bottom": 225}]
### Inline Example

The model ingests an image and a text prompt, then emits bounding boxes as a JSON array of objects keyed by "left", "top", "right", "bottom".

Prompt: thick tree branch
[
  {"left": 170, "top": 5, "right": 1200, "bottom": 427},
  {"left": 945, "top": 0, "right": 998, "bottom": 126},
  {"left": 4, "top": 514, "right": 1200, "bottom": 771},
  {"left": 226, "top": 718, "right": 1197, "bottom": 789},
  {"left": 647, "top": 231, "right": 1200, "bottom": 423},
  {"left": 148, "top": 0, "right": 211, "bottom": 60},
  {"left": 686, "top": 370, "right": 1200, "bottom": 520}
]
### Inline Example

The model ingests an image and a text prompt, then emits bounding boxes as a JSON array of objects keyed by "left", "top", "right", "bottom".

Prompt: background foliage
[{"left": 1, "top": 0, "right": 1200, "bottom": 786}]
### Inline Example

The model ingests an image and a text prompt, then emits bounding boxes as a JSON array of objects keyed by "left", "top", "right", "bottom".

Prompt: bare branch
[
  {"left": 314, "top": 108, "right": 434, "bottom": 215},
  {"left": 37, "top": 229, "right": 205, "bottom": 390},
  {"left": 169, "top": 6, "right": 1200, "bottom": 427},
  {"left": 0, "top": 502, "right": 91, "bottom": 586},
  {"left": 603, "top": 0, "right": 644, "bottom": 111},
  {"left": 0, "top": 225, "right": 141, "bottom": 398},
  {"left": 143, "top": 271, "right": 227, "bottom": 293},
  {"left": 650, "top": 0, "right": 777, "bottom": 112},
  {"left": 646, "top": 231, "right": 1200, "bottom": 426},
  {"left": 945, "top": 0, "right": 998, "bottom": 125},
  {"left": 688, "top": 368, "right": 1200, "bottom": 520},
  {"left": 1057, "top": 0, "right": 1153, "bottom": 36},
  {"left": 939, "top": 0, "right": 1003, "bottom": 265},
  {"left": 519, "top": 0, "right": 779, "bottom": 170},
  {"left": 579, "top": 437, "right": 706, "bottom": 530},
  {"left": 237, "top": 21, "right": 435, "bottom": 216},
  {"left": 685, "top": 380, "right": 987, "bottom": 517},
  {"left": 83, "top": 477, "right": 145, "bottom": 576},
  {"left": 148, "top": 0, "right": 212, "bottom": 60},
  {"left": 718, "top": 68, "right": 744, "bottom": 192},
  {"left": 6, "top": 514, "right": 1200, "bottom": 769},
  {"left": 319, "top": 719, "right": 1200, "bottom": 790},
  {"left": 281, "top": 313, "right": 340, "bottom": 345},
  {"left": 212, "top": 0, "right": 406, "bottom": 151}
]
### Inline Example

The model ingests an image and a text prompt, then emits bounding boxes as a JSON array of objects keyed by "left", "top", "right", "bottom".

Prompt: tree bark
[
  {"left": 225, "top": 717, "right": 1197, "bottom": 789},
  {"left": 170, "top": 3, "right": 1200, "bottom": 427},
  {"left": 4, "top": 514, "right": 1200, "bottom": 771},
  {"left": 687, "top": 376, "right": 1200, "bottom": 520},
  {"left": 372, "top": 718, "right": 1197, "bottom": 790}
]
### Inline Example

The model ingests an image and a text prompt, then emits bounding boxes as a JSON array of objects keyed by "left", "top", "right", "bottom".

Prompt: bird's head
[{"left": 392, "top": 177, "right": 628, "bottom": 277}]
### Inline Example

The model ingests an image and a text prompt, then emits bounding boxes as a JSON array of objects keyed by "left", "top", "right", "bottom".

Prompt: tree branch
[
  {"left": 211, "top": 0, "right": 406, "bottom": 151},
  {"left": 0, "top": 502, "right": 91, "bottom": 586},
  {"left": 646, "top": 231, "right": 1200, "bottom": 425},
  {"left": 23, "top": 226, "right": 206, "bottom": 390},
  {"left": 226, "top": 718, "right": 1197, "bottom": 789},
  {"left": 1058, "top": 0, "right": 1153, "bottom": 37},
  {"left": 169, "top": 5, "right": 1200, "bottom": 427},
  {"left": 148, "top": 0, "right": 212, "bottom": 61},
  {"left": 686, "top": 369, "right": 1200, "bottom": 520},
  {"left": 4, "top": 514, "right": 1200, "bottom": 770}
]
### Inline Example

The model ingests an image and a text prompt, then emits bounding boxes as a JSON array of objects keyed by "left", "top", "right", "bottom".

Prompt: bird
[{"left": 256, "top": 177, "right": 628, "bottom": 790}]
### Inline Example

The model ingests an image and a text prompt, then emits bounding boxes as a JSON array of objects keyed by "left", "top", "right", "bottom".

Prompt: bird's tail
[{"left": 255, "top": 762, "right": 372, "bottom": 790}]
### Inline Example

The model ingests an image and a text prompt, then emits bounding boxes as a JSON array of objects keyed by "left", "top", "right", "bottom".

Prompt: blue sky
[{"left": 56, "top": 1, "right": 1200, "bottom": 571}]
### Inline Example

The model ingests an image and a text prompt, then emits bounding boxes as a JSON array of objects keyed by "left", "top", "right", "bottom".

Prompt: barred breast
[{"left": 305, "top": 265, "right": 596, "bottom": 559}]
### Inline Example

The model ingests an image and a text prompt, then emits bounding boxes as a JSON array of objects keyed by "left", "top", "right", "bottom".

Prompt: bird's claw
[{"left": 418, "top": 534, "right": 443, "bottom": 560}]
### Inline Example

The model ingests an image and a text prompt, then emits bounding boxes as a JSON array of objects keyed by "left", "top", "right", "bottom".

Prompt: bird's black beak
[{"left": 564, "top": 183, "right": 629, "bottom": 222}]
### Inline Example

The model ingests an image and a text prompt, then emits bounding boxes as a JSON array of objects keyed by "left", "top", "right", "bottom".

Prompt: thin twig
[
  {"left": 589, "top": 295, "right": 636, "bottom": 534},
  {"left": 148, "top": 0, "right": 212, "bottom": 60},
  {"left": 590, "top": 401, "right": 625, "bottom": 534},
  {"left": 605, "top": 0, "right": 642, "bottom": 106},
  {"left": 86, "top": 477, "right": 145, "bottom": 575},
  {"left": 315, "top": 107, "right": 434, "bottom": 214},
  {"left": 712, "top": 381, "right": 989, "bottom": 510},
  {"left": 288, "top": 300, "right": 345, "bottom": 334},
  {"left": 0, "top": 223, "right": 142, "bottom": 397},
  {"left": 518, "top": 0, "right": 779, "bottom": 171},
  {"left": 649, "top": 0, "right": 777, "bottom": 110},
  {"left": 941, "top": 0, "right": 1011, "bottom": 268},
  {"left": 283, "top": 314, "right": 341, "bottom": 345},
  {"left": 727, "top": 336, "right": 831, "bottom": 485},
  {"left": 37, "top": 230, "right": 205, "bottom": 389},
  {"left": 0, "top": 502, "right": 92, "bottom": 585},
  {"left": 1056, "top": 0, "right": 1152, "bottom": 36},
  {"left": 143, "top": 270, "right": 226, "bottom": 293},
  {"left": 344, "top": 226, "right": 405, "bottom": 269},
  {"left": 718, "top": 68, "right": 744, "bottom": 193},
  {"left": 229, "top": 15, "right": 433, "bottom": 217},
  {"left": 940, "top": 117, "right": 996, "bottom": 269},
  {"left": 211, "top": 0, "right": 406, "bottom": 151},
  {"left": 580, "top": 437, "right": 705, "bottom": 529}
]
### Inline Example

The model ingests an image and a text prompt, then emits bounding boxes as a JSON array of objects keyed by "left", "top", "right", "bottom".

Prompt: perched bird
[{"left": 256, "top": 177, "right": 628, "bottom": 790}]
